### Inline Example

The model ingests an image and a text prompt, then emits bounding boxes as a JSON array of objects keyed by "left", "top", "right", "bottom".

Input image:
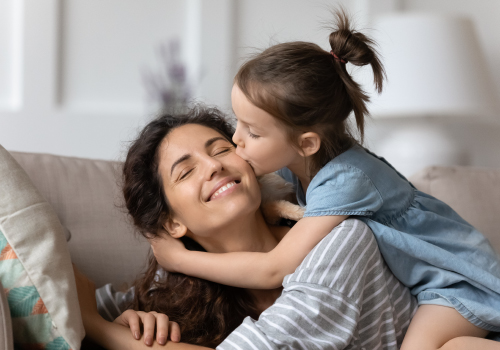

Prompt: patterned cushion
[
  {"left": 0, "top": 231, "right": 71, "bottom": 349},
  {"left": 0, "top": 145, "right": 84, "bottom": 349}
]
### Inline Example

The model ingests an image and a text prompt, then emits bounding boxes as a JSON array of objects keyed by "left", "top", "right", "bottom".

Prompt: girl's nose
[{"left": 232, "top": 123, "right": 244, "bottom": 148}]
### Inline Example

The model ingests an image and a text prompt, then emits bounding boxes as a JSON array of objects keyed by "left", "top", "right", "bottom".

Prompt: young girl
[{"left": 153, "top": 10, "right": 500, "bottom": 349}]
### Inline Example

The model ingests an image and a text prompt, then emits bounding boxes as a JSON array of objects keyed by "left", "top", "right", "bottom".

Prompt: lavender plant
[{"left": 143, "top": 39, "right": 192, "bottom": 115}]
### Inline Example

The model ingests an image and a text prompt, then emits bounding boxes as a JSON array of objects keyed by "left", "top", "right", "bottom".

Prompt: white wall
[
  {"left": 0, "top": 0, "right": 234, "bottom": 161},
  {"left": 1, "top": 0, "right": 499, "bottom": 175}
]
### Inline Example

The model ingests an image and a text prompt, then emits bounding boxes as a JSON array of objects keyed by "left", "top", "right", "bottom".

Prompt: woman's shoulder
[{"left": 284, "top": 219, "right": 380, "bottom": 289}]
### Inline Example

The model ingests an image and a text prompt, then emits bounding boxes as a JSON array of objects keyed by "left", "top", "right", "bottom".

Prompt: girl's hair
[
  {"left": 122, "top": 106, "right": 258, "bottom": 347},
  {"left": 234, "top": 8, "right": 385, "bottom": 175}
]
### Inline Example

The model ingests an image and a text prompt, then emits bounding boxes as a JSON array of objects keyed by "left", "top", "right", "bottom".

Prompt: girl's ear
[
  {"left": 163, "top": 217, "right": 188, "bottom": 239},
  {"left": 297, "top": 132, "right": 321, "bottom": 157}
]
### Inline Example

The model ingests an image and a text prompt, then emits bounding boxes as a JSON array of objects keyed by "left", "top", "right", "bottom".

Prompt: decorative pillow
[{"left": 0, "top": 145, "right": 84, "bottom": 349}]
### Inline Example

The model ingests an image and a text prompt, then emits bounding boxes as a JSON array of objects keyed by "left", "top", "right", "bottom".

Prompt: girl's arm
[{"left": 152, "top": 215, "right": 348, "bottom": 289}]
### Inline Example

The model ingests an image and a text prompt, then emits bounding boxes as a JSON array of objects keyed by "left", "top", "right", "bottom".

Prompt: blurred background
[{"left": 1, "top": 0, "right": 499, "bottom": 177}]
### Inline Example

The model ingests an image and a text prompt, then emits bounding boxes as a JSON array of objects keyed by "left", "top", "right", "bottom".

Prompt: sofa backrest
[
  {"left": 10, "top": 150, "right": 500, "bottom": 287},
  {"left": 10, "top": 151, "right": 151, "bottom": 289}
]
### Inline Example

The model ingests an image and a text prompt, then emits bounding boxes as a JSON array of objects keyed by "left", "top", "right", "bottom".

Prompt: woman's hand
[
  {"left": 150, "top": 232, "right": 188, "bottom": 273},
  {"left": 115, "top": 309, "right": 181, "bottom": 346},
  {"left": 73, "top": 265, "right": 192, "bottom": 349}
]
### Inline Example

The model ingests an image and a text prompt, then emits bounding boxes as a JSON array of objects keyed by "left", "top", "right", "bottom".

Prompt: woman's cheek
[{"left": 169, "top": 185, "right": 198, "bottom": 215}]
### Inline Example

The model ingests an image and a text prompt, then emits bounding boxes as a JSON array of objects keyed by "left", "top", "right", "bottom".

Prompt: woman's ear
[
  {"left": 297, "top": 132, "right": 321, "bottom": 157},
  {"left": 163, "top": 217, "right": 188, "bottom": 239}
]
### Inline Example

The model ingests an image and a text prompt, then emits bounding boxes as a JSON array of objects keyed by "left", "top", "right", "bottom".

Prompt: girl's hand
[
  {"left": 150, "top": 232, "right": 188, "bottom": 273},
  {"left": 114, "top": 309, "right": 181, "bottom": 346}
]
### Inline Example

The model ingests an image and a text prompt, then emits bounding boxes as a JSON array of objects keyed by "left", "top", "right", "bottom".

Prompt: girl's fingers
[
  {"left": 142, "top": 312, "right": 157, "bottom": 346},
  {"left": 155, "top": 314, "right": 170, "bottom": 345},
  {"left": 169, "top": 321, "right": 181, "bottom": 342}
]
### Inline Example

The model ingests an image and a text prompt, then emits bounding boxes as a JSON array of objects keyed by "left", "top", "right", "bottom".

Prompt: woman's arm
[
  {"left": 87, "top": 318, "right": 210, "bottom": 350},
  {"left": 152, "top": 215, "right": 348, "bottom": 289},
  {"left": 74, "top": 266, "right": 212, "bottom": 350}
]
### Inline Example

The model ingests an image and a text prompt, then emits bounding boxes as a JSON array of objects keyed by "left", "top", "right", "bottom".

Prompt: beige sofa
[{"left": 2, "top": 151, "right": 500, "bottom": 348}]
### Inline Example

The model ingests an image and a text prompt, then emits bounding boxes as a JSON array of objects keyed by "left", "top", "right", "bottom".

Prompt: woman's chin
[
  {"left": 220, "top": 198, "right": 260, "bottom": 219},
  {"left": 199, "top": 198, "right": 260, "bottom": 231}
]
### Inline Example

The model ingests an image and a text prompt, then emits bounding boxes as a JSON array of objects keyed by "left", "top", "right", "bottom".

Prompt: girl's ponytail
[{"left": 328, "top": 9, "right": 385, "bottom": 140}]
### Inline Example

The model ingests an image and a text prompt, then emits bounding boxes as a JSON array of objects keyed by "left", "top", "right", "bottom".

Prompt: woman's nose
[{"left": 204, "top": 157, "right": 223, "bottom": 180}]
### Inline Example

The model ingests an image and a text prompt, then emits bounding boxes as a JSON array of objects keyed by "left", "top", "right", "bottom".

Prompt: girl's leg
[
  {"left": 441, "top": 337, "right": 500, "bottom": 350},
  {"left": 400, "top": 304, "right": 499, "bottom": 350}
]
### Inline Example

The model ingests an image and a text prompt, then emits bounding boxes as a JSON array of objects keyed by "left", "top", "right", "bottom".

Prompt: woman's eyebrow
[
  {"left": 205, "top": 136, "right": 228, "bottom": 148},
  {"left": 170, "top": 154, "right": 191, "bottom": 176},
  {"left": 170, "top": 137, "right": 227, "bottom": 176}
]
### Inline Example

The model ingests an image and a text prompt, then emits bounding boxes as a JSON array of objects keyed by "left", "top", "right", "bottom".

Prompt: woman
[{"left": 77, "top": 106, "right": 417, "bottom": 349}]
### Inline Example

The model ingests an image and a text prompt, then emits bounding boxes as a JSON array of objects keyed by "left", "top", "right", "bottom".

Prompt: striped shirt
[
  {"left": 96, "top": 219, "right": 417, "bottom": 349},
  {"left": 217, "top": 219, "right": 417, "bottom": 350}
]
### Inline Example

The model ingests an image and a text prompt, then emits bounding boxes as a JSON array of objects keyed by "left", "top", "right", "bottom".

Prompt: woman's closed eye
[
  {"left": 213, "top": 147, "right": 232, "bottom": 156},
  {"left": 177, "top": 148, "right": 230, "bottom": 181},
  {"left": 179, "top": 168, "right": 194, "bottom": 180}
]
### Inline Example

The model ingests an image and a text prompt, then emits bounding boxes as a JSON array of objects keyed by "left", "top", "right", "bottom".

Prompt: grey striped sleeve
[
  {"left": 95, "top": 268, "right": 167, "bottom": 321},
  {"left": 96, "top": 284, "right": 135, "bottom": 321},
  {"left": 217, "top": 219, "right": 417, "bottom": 350}
]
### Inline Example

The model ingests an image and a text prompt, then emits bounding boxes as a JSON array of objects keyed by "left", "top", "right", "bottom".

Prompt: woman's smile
[{"left": 207, "top": 178, "right": 241, "bottom": 202}]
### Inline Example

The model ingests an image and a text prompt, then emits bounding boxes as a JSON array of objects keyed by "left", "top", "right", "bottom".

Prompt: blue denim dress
[{"left": 278, "top": 144, "right": 500, "bottom": 333}]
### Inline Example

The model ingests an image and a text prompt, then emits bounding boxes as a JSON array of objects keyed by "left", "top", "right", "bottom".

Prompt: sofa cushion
[
  {"left": 10, "top": 151, "right": 151, "bottom": 289},
  {"left": 410, "top": 166, "right": 500, "bottom": 253},
  {"left": 0, "top": 145, "right": 84, "bottom": 349}
]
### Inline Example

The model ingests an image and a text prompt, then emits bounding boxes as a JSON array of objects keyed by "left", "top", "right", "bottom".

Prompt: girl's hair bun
[{"left": 329, "top": 8, "right": 385, "bottom": 93}]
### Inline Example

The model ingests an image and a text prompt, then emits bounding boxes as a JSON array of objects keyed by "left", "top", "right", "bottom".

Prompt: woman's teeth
[{"left": 211, "top": 181, "right": 236, "bottom": 200}]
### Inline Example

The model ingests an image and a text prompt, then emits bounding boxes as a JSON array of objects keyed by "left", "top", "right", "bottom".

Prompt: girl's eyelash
[{"left": 248, "top": 131, "right": 260, "bottom": 139}]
